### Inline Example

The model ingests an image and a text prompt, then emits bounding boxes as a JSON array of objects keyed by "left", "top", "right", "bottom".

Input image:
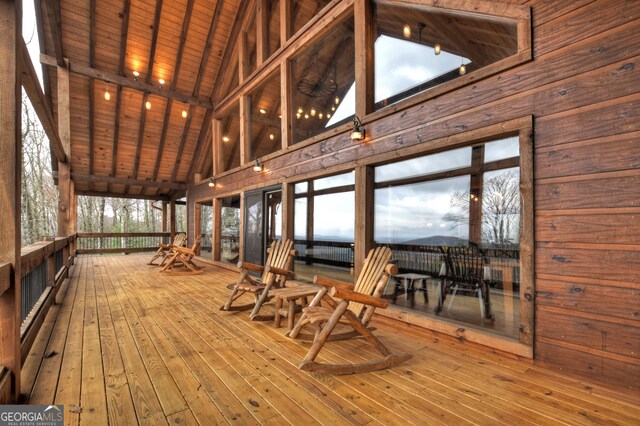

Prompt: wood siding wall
[{"left": 188, "top": 0, "right": 640, "bottom": 390}]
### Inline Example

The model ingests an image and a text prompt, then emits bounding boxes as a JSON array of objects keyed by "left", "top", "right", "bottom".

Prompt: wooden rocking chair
[
  {"left": 148, "top": 232, "right": 186, "bottom": 266},
  {"left": 160, "top": 234, "right": 203, "bottom": 274},
  {"left": 288, "top": 246, "right": 412, "bottom": 375},
  {"left": 221, "top": 239, "right": 297, "bottom": 320}
]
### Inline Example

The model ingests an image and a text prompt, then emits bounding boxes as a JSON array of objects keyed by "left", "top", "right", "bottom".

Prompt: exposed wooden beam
[
  {"left": 256, "top": 0, "right": 268, "bottom": 65},
  {"left": 0, "top": 0, "right": 22, "bottom": 402},
  {"left": 19, "top": 40, "right": 66, "bottom": 163},
  {"left": 171, "top": 0, "right": 225, "bottom": 183},
  {"left": 151, "top": 0, "right": 196, "bottom": 183},
  {"left": 76, "top": 190, "right": 171, "bottom": 201},
  {"left": 129, "top": 0, "right": 164, "bottom": 192},
  {"left": 110, "top": 0, "right": 131, "bottom": 191},
  {"left": 40, "top": 54, "right": 213, "bottom": 109},
  {"left": 212, "top": 0, "right": 251, "bottom": 102},
  {"left": 69, "top": 173, "right": 187, "bottom": 190},
  {"left": 42, "top": 0, "right": 64, "bottom": 67}
]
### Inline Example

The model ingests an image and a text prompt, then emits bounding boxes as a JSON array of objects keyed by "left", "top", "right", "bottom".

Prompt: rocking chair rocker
[{"left": 287, "top": 246, "right": 412, "bottom": 374}]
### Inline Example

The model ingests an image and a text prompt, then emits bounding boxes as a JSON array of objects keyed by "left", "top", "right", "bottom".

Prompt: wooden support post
[
  {"left": 354, "top": 166, "right": 373, "bottom": 277},
  {"left": 305, "top": 181, "right": 314, "bottom": 265},
  {"left": 519, "top": 124, "right": 534, "bottom": 346},
  {"left": 256, "top": 0, "right": 268, "bottom": 66},
  {"left": 0, "top": 0, "right": 22, "bottom": 403},
  {"left": 162, "top": 202, "right": 168, "bottom": 233},
  {"left": 170, "top": 200, "right": 176, "bottom": 240},
  {"left": 469, "top": 146, "right": 484, "bottom": 245},
  {"left": 212, "top": 119, "right": 221, "bottom": 176},
  {"left": 213, "top": 198, "right": 222, "bottom": 261},
  {"left": 281, "top": 182, "right": 294, "bottom": 242},
  {"left": 354, "top": 0, "right": 374, "bottom": 118},
  {"left": 240, "top": 95, "right": 251, "bottom": 164},
  {"left": 57, "top": 60, "right": 71, "bottom": 238},
  {"left": 280, "top": 60, "right": 291, "bottom": 150},
  {"left": 239, "top": 194, "right": 245, "bottom": 262}
]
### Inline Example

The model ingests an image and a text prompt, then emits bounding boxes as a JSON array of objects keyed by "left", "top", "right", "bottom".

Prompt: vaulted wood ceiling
[{"left": 38, "top": 0, "right": 248, "bottom": 200}]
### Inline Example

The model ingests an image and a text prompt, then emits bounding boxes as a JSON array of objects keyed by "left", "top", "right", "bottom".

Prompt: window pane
[
  {"left": 295, "top": 182, "right": 308, "bottom": 194},
  {"left": 313, "top": 171, "right": 355, "bottom": 191},
  {"left": 294, "top": 197, "right": 307, "bottom": 239},
  {"left": 267, "top": 0, "right": 281, "bottom": 57},
  {"left": 248, "top": 71, "right": 281, "bottom": 160},
  {"left": 314, "top": 192, "right": 355, "bottom": 241},
  {"left": 484, "top": 136, "right": 519, "bottom": 163},
  {"left": 373, "top": 1, "right": 518, "bottom": 109},
  {"left": 245, "top": 11, "right": 257, "bottom": 78},
  {"left": 220, "top": 195, "right": 240, "bottom": 263},
  {"left": 290, "top": 14, "right": 355, "bottom": 144},
  {"left": 375, "top": 147, "right": 472, "bottom": 183},
  {"left": 199, "top": 202, "right": 213, "bottom": 259},
  {"left": 292, "top": 0, "right": 331, "bottom": 36},
  {"left": 218, "top": 103, "right": 241, "bottom": 172},
  {"left": 375, "top": 176, "right": 470, "bottom": 244}
]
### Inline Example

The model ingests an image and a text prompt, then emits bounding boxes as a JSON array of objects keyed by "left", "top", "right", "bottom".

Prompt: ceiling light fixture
[
  {"left": 104, "top": 81, "right": 111, "bottom": 101},
  {"left": 269, "top": 133, "right": 274, "bottom": 140},
  {"left": 182, "top": 110, "right": 188, "bottom": 118},
  {"left": 222, "top": 136, "right": 230, "bottom": 142},
  {"left": 350, "top": 115, "right": 366, "bottom": 141},
  {"left": 133, "top": 70, "right": 140, "bottom": 81},
  {"left": 310, "top": 107, "right": 316, "bottom": 117},
  {"left": 145, "top": 100, "right": 151, "bottom": 110},
  {"left": 459, "top": 59, "right": 467, "bottom": 75},
  {"left": 402, "top": 24, "right": 411, "bottom": 39},
  {"left": 434, "top": 43, "right": 441, "bottom": 55},
  {"left": 259, "top": 108, "right": 266, "bottom": 114}
]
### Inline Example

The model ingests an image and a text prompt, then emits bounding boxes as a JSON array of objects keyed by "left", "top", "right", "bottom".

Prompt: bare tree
[{"left": 444, "top": 169, "right": 520, "bottom": 245}]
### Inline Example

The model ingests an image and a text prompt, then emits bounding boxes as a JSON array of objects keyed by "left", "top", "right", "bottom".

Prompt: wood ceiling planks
[{"left": 38, "top": 0, "right": 244, "bottom": 199}]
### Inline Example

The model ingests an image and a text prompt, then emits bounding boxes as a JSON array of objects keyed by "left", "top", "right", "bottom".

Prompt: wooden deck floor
[{"left": 21, "top": 255, "right": 639, "bottom": 425}]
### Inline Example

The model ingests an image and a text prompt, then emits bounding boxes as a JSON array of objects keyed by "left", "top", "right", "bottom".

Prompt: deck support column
[
  {"left": 0, "top": 0, "right": 22, "bottom": 403},
  {"left": 57, "top": 60, "right": 74, "bottom": 241},
  {"left": 354, "top": 166, "right": 373, "bottom": 277},
  {"left": 170, "top": 200, "right": 176, "bottom": 240}
]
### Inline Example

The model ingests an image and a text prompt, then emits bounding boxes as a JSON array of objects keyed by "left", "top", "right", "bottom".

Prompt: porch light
[
  {"left": 104, "top": 81, "right": 111, "bottom": 101},
  {"left": 259, "top": 108, "right": 266, "bottom": 114},
  {"left": 402, "top": 24, "right": 411, "bottom": 39},
  {"left": 350, "top": 116, "right": 365, "bottom": 141},
  {"left": 159, "top": 78, "right": 165, "bottom": 87},
  {"left": 133, "top": 70, "right": 139, "bottom": 80},
  {"left": 253, "top": 158, "right": 264, "bottom": 172},
  {"left": 459, "top": 63, "right": 466, "bottom": 75},
  {"left": 208, "top": 177, "right": 216, "bottom": 188},
  {"left": 434, "top": 43, "right": 441, "bottom": 55}
]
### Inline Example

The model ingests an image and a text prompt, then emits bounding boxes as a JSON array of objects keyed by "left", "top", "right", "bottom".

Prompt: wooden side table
[{"left": 270, "top": 284, "right": 320, "bottom": 333}]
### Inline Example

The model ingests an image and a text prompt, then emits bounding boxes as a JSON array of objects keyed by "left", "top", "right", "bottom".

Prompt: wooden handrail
[{"left": 77, "top": 232, "right": 170, "bottom": 238}]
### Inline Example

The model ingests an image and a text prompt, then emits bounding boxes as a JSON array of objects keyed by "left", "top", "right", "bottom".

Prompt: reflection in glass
[
  {"left": 248, "top": 71, "right": 281, "bottom": 160},
  {"left": 294, "top": 182, "right": 308, "bottom": 194},
  {"left": 220, "top": 196, "right": 241, "bottom": 263},
  {"left": 375, "top": 147, "right": 472, "bottom": 183},
  {"left": 373, "top": 1, "right": 518, "bottom": 109},
  {"left": 293, "top": 174, "right": 355, "bottom": 283},
  {"left": 374, "top": 139, "right": 522, "bottom": 340},
  {"left": 290, "top": 13, "right": 355, "bottom": 144},
  {"left": 218, "top": 103, "right": 241, "bottom": 172},
  {"left": 292, "top": 0, "right": 331, "bottom": 36},
  {"left": 314, "top": 171, "right": 355, "bottom": 191},
  {"left": 484, "top": 136, "right": 519, "bottom": 163},
  {"left": 199, "top": 202, "right": 213, "bottom": 259}
]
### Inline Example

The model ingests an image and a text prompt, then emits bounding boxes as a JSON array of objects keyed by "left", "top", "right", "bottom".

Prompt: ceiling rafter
[
  {"left": 151, "top": 0, "right": 197, "bottom": 186},
  {"left": 170, "top": 0, "right": 226, "bottom": 183},
  {"left": 127, "top": 0, "right": 165, "bottom": 195},
  {"left": 109, "top": 0, "right": 132, "bottom": 193}
]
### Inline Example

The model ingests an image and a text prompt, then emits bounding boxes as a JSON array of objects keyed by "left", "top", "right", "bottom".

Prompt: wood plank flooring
[{"left": 21, "top": 255, "right": 640, "bottom": 425}]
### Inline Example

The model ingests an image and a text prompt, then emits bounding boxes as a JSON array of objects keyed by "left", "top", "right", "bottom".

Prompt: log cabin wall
[{"left": 187, "top": 0, "right": 640, "bottom": 389}]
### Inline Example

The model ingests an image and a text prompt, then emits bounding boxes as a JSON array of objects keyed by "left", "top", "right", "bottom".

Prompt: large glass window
[
  {"left": 248, "top": 71, "right": 281, "bottom": 160},
  {"left": 244, "top": 10, "right": 258, "bottom": 78},
  {"left": 267, "top": 0, "right": 281, "bottom": 57},
  {"left": 373, "top": 1, "right": 518, "bottom": 109},
  {"left": 290, "top": 13, "right": 355, "bottom": 144},
  {"left": 218, "top": 103, "right": 241, "bottom": 172},
  {"left": 219, "top": 195, "right": 241, "bottom": 263},
  {"left": 375, "top": 138, "right": 521, "bottom": 340},
  {"left": 294, "top": 171, "right": 355, "bottom": 283},
  {"left": 198, "top": 201, "right": 213, "bottom": 259}
]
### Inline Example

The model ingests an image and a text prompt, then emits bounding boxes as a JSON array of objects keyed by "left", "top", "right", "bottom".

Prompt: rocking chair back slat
[
  {"left": 350, "top": 246, "right": 393, "bottom": 317},
  {"left": 173, "top": 233, "right": 187, "bottom": 247},
  {"left": 262, "top": 239, "right": 294, "bottom": 285}
]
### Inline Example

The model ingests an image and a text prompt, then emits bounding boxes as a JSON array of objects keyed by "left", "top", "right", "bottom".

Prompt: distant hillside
[{"left": 396, "top": 235, "right": 468, "bottom": 246}]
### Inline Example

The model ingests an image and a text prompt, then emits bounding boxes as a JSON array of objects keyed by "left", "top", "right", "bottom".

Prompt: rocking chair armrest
[
  {"left": 329, "top": 287, "right": 388, "bottom": 309},
  {"left": 237, "top": 261, "right": 265, "bottom": 273},
  {"left": 264, "top": 265, "right": 295, "bottom": 279},
  {"left": 158, "top": 242, "right": 171, "bottom": 249},
  {"left": 313, "top": 275, "right": 354, "bottom": 291},
  {"left": 171, "top": 245, "right": 195, "bottom": 255}
]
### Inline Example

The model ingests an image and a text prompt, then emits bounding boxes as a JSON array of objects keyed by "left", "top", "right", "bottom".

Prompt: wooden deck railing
[
  {"left": 17, "top": 235, "right": 76, "bottom": 364},
  {"left": 76, "top": 232, "right": 171, "bottom": 254}
]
